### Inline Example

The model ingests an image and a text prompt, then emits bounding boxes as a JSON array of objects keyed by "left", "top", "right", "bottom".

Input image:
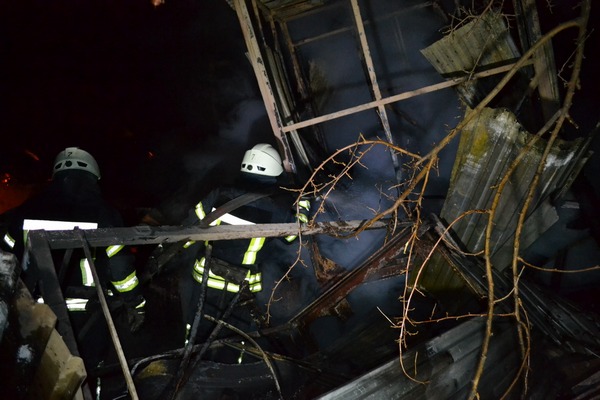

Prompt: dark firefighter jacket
[
  {"left": 0, "top": 170, "right": 142, "bottom": 309},
  {"left": 182, "top": 177, "right": 310, "bottom": 293}
]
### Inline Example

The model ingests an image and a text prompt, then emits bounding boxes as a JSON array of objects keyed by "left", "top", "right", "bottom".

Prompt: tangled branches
[{"left": 272, "top": 1, "right": 593, "bottom": 398}]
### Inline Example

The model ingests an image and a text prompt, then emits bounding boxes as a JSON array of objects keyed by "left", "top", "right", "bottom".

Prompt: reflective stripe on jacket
[
  {"left": 79, "top": 245, "right": 139, "bottom": 293},
  {"left": 189, "top": 190, "right": 310, "bottom": 293},
  {"left": 3, "top": 232, "right": 16, "bottom": 249},
  {"left": 192, "top": 257, "right": 262, "bottom": 293},
  {"left": 14, "top": 219, "right": 139, "bottom": 311},
  {"left": 193, "top": 202, "right": 264, "bottom": 292}
]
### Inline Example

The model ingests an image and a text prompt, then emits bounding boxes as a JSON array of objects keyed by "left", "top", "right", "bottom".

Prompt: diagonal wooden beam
[
  {"left": 233, "top": 0, "right": 297, "bottom": 174},
  {"left": 281, "top": 61, "right": 531, "bottom": 132},
  {"left": 349, "top": 0, "right": 401, "bottom": 180}
]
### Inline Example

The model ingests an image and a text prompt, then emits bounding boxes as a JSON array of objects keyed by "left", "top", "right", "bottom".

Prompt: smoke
[{"left": 144, "top": 0, "right": 466, "bottom": 332}]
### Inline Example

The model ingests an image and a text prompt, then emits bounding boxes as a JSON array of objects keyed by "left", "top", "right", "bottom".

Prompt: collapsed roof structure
[{"left": 1, "top": 0, "right": 599, "bottom": 399}]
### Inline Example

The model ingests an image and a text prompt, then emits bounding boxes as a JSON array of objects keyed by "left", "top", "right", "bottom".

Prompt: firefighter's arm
[
  {"left": 106, "top": 245, "right": 146, "bottom": 332},
  {"left": 284, "top": 197, "right": 311, "bottom": 244}
]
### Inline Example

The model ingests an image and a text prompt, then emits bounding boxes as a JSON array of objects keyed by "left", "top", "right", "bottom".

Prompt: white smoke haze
[
  {"left": 156, "top": 0, "right": 467, "bottom": 327},
  {"left": 134, "top": 0, "right": 599, "bottom": 373}
]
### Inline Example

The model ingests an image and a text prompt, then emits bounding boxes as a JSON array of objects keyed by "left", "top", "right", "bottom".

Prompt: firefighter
[
  {"left": 0, "top": 147, "right": 145, "bottom": 368},
  {"left": 178, "top": 143, "right": 310, "bottom": 343}
]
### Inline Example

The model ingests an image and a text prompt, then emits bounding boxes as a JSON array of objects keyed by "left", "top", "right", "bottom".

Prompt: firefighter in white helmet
[
  {"left": 177, "top": 143, "right": 310, "bottom": 343},
  {"left": 1, "top": 147, "right": 145, "bottom": 372}
]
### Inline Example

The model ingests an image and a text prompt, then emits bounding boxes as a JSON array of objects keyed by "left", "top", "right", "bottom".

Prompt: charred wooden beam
[
  {"left": 31, "top": 219, "right": 398, "bottom": 250},
  {"left": 349, "top": 0, "right": 400, "bottom": 182},
  {"left": 280, "top": 61, "right": 529, "bottom": 133},
  {"left": 289, "top": 222, "right": 420, "bottom": 330},
  {"left": 27, "top": 232, "right": 80, "bottom": 357},
  {"left": 233, "top": 0, "right": 298, "bottom": 174},
  {"left": 76, "top": 231, "right": 139, "bottom": 399}
]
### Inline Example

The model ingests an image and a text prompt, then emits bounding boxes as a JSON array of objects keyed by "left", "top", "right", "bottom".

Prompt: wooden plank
[
  {"left": 281, "top": 61, "right": 529, "bottom": 133},
  {"left": 27, "top": 233, "right": 80, "bottom": 357},
  {"left": 76, "top": 232, "right": 139, "bottom": 399},
  {"left": 290, "top": 226, "right": 413, "bottom": 328},
  {"left": 264, "top": 45, "right": 312, "bottom": 169},
  {"left": 234, "top": 0, "right": 297, "bottom": 173},
  {"left": 33, "top": 219, "right": 398, "bottom": 250},
  {"left": 350, "top": 0, "right": 400, "bottom": 180},
  {"left": 512, "top": 0, "right": 560, "bottom": 119}
]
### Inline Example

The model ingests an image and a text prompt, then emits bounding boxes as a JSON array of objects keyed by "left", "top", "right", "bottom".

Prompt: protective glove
[{"left": 124, "top": 295, "right": 146, "bottom": 333}]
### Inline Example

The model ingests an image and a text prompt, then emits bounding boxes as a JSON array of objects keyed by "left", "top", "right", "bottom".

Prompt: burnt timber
[{"left": 1, "top": 0, "right": 600, "bottom": 399}]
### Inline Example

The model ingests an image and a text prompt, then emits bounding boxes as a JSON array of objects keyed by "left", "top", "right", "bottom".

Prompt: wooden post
[
  {"left": 350, "top": 0, "right": 401, "bottom": 181},
  {"left": 233, "top": 0, "right": 297, "bottom": 174}
]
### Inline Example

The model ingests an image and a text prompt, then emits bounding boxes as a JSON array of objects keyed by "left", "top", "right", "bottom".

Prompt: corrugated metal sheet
[
  {"left": 440, "top": 107, "right": 590, "bottom": 271},
  {"left": 420, "top": 11, "right": 521, "bottom": 107},
  {"left": 317, "top": 316, "right": 600, "bottom": 399},
  {"left": 316, "top": 318, "right": 522, "bottom": 399}
]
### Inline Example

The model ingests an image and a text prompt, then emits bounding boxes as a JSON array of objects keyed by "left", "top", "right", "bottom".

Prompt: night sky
[{"left": 1, "top": 0, "right": 252, "bottom": 214}]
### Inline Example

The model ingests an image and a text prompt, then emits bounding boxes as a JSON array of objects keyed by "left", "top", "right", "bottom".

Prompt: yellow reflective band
[
  {"left": 106, "top": 245, "right": 124, "bottom": 257},
  {"left": 298, "top": 200, "right": 311, "bottom": 210},
  {"left": 192, "top": 258, "right": 261, "bottom": 292},
  {"left": 111, "top": 271, "right": 139, "bottom": 293},
  {"left": 183, "top": 241, "right": 195, "bottom": 248},
  {"left": 207, "top": 279, "right": 238, "bottom": 292},
  {"left": 192, "top": 269, "right": 203, "bottom": 283},
  {"left": 285, "top": 235, "right": 297, "bottom": 242},
  {"left": 242, "top": 237, "right": 265, "bottom": 265},
  {"left": 197, "top": 205, "right": 222, "bottom": 226},
  {"left": 80, "top": 259, "right": 95, "bottom": 287},
  {"left": 193, "top": 258, "right": 206, "bottom": 274},
  {"left": 66, "top": 298, "right": 88, "bottom": 312},
  {"left": 249, "top": 282, "right": 262, "bottom": 292},
  {"left": 193, "top": 268, "right": 227, "bottom": 284},
  {"left": 195, "top": 275, "right": 263, "bottom": 293},
  {"left": 247, "top": 237, "right": 264, "bottom": 253},
  {"left": 246, "top": 271, "right": 261, "bottom": 284},
  {"left": 195, "top": 202, "right": 207, "bottom": 220},
  {"left": 297, "top": 213, "right": 309, "bottom": 223},
  {"left": 3, "top": 233, "right": 15, "bottom": 249}
]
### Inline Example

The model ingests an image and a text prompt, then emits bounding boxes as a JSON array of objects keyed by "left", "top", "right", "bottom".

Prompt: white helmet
[
  {"left": 240, "top": 143, "right": 283, "bottom": 177},
  {"left": 53, "top": 147, "right": 101, "bottom": 179}
]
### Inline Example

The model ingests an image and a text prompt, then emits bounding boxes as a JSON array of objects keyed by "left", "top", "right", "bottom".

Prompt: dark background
[
  {"left": 1, "top": 0, "right": 598, "bottom": 218},
  {"left": 1, "top": 0, "right": 254, "bottom": 218}
]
